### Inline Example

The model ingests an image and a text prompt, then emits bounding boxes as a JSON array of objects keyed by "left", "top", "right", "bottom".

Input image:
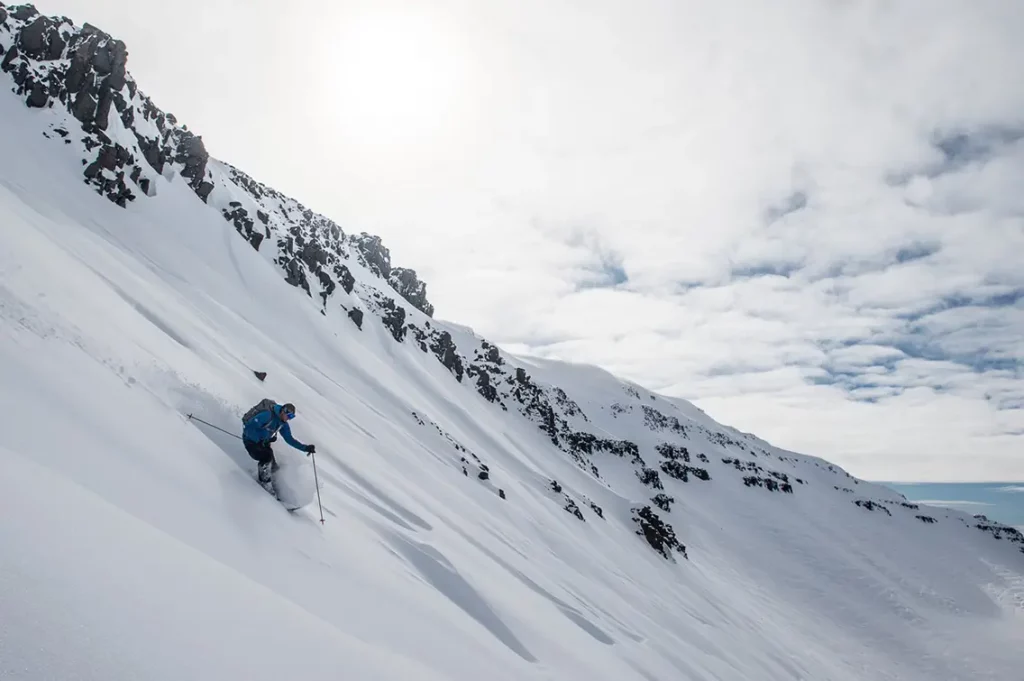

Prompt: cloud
[
  {"left": 564, "top": 228, "right": 629, "bottom": 290},
  {"left": 765, "top": 191, "right": 808, "bottom": 224},
  {"left": 45, "top": 0, "right": 1024, "bottom": 481},
  {"left": 929, "top": 126, "right": 1024, "bottom": 177}
]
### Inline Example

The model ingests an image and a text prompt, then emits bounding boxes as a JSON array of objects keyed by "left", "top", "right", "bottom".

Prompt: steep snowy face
[{"left": 2, "top": 5, "right": 1024, "bottom": 681}]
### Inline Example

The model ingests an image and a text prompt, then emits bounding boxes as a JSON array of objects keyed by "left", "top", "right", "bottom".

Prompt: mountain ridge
[
  {"left": 3, "top": 0, "right": 1022, "bottom": 561},
  {"left": 2, "top": 5, "right": 1023, "bottom": 679}
]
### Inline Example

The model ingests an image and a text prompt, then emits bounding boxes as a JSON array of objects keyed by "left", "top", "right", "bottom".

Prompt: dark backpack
[{"left": 242, "top": 398, "right": 277, "bottom": 424}]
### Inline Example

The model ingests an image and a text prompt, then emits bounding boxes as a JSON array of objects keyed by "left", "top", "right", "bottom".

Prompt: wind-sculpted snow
[{"left": 2, "top": 5, "right": 1024, "bottom": 681}]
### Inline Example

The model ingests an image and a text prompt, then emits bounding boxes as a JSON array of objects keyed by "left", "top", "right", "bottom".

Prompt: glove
[
  {"left": 270, "top": 435, "right": 278, "bottom": 443},
  {"left": 306, "top": 444, "right": 316, "bottom": 455}
]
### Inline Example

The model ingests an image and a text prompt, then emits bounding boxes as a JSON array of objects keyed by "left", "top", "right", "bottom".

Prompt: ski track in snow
[{"left": 0, "top": 70, "right": 1022, "bottom": 681}]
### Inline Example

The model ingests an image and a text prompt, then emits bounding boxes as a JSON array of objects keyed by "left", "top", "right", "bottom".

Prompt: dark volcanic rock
[
  {"left": 660, "top": 460, "right": 711, "bottom": 483},
  {"left": 2, "top": 45, "right": 19, "bottom": 72},
  {"left": 94, "top": 85, "right": 113, "bottom": 128},
  {"left": 854, "top": 499, "right": 891, "bottom": 515},
  {"left": 468, "top": 364, "right": 498, "bottom": 403},
  {"left": 352, "top": 233, "right": 392, "bottom": 278},
  {"left": 651, "top": 493, "right": 674, "bottom": 512},
  {"left": 12, "top": 5, "right": 39, "bottom": 22},
  {"left": 334, "top": 264, "right": 355, "bottom": 294},
  {"left": 378, "top": 297, "right": 406, "bottom": 342},
  {"left": 744, "top": 476, "right": 792, "bottom": 493},
  {"left": 26, "top": 80, "right": 46, "bottom": 107},
  {"left": 635, "top": 466, "right": 663, "bottom": 490},
  {"left": 282, "top": 256, "right": 311, "bottom": 295},
  {"left": 222, "top": 205, "right": 261, "bottom": 250},
  {"left": 18, "top": 16, "right": 60, "bottom": 60},
  {"left": 348, "top": 308, "right": 364, "bottom": 329},
  {"left": 642, "top": 405, "right": 688, "bottom": 437},
  {"left": 564, "top": 495, "right": 584, "bottom": 521},
  {"left": 656, "top": 443, "right": 690, "bottom": 462},
  {"left": 633, "top": 506, "right": 686, "bottom": 560},
  {"left": 196, "top": 180, "right": 214, "bottom": 202},
  {"left": 429, "top": 331, "right": 464, "bottom": 382},
  {"left": 388, "top": 267, "right": 434, "bottom": 317},
  {"left": 975, "top": 522, "right": 1024, "bottom": 545},
  {"left": 174, "top": 131, "right": 210, "bottom": 194},
  {"left": 480, "top": 341, "right": 502, "bottom": 365}
]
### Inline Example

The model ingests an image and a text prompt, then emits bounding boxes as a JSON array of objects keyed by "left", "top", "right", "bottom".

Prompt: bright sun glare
[{"left": 330, "top": 11, "right": 469, "bottom": 147}]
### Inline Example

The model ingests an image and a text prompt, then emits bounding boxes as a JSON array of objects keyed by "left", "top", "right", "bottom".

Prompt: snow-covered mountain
[{"left": 1, "top": 5, "right": 1022, "bottom": 680}]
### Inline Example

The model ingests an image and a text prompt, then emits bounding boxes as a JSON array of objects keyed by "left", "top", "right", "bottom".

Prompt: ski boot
[{"left": 257, "top": 461, "right": 277, "bottom": 497}]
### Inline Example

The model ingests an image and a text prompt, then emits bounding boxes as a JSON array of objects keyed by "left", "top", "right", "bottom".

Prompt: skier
[{"left": 241, "top": 401, "right": 316, "bottom": 495}]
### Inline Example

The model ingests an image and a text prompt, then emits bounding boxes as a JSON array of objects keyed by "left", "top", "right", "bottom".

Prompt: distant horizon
[
  {"left": 875, "top": 480, "right": 1024, "bottom": 484},
  {"left": 881, "top": 481, "right": 1024, "bottom": 528}
]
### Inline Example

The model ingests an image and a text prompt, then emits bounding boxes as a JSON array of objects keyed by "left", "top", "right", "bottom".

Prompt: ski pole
[
  {"left": 187, "top": 413, "right": 243, "bottom": 440},
  {"left": 310, "top": 450, "right": 325, "bottom": 525}
]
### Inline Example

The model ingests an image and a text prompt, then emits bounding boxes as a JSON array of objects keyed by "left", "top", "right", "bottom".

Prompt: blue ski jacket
[{"left": 242, "top": 404, "right": 308, "bottom": 451}]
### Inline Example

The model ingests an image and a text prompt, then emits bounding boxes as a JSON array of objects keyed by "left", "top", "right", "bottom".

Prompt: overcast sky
[{"left": 40, "top": 0, "right": 1024, "bottom": 481}]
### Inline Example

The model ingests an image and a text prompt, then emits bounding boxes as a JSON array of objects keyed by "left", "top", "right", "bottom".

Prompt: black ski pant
[{"left": 244, "top": 439, "right": 276, "bottom": 467}]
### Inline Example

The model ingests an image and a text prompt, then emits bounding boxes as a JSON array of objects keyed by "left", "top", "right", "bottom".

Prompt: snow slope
[{"left": 2, "top": 6, "right": 1024, "bottom": 681}]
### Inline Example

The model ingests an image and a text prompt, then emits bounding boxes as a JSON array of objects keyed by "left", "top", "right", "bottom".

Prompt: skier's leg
[
  {"left": 243, "top": 439, "right": 266, "bottom": 463},
  {"left": 245, "top": 440, "right": 277, "bottom": 494}
]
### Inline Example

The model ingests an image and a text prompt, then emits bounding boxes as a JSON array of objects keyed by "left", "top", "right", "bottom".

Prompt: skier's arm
[{"left": 280, "top": 423, "right": 308, "bottom": 451}]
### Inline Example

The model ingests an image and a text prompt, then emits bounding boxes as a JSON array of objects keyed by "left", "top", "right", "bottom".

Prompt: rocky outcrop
[
  {"left": 388, "top": 267, "right": 434, "bottom": 317},
  {"left": 1, "top": 6, "right": 436, "bottom": 334},
  {"left": 347, "top": 308, "right": 364, "bottom": 329},
  {"left": 0, "top": 9, "right": 215, "bottom": 205},
  {"left": 642, "top": 405, "right": 688, "bottom": 437},
  {"left": 854, "top": 499, "right": 891, "bottom": 515},
  {"left": 975, "top": 521, "right": 1024, "bottom": 546},
  {"left": 563, "top": 496, "right": 584, "bottom": 521},
  {"left": 633, "top": 506, "right": 687, "bottom": 560},
  {"left": 651, "top": 493, "right": 674, "bottom": 512},
  {"left": 428, "top": 331, "right": 464, "bottom": 382},
  {"left": 551, "top": 387, "right": 587, "bottom": 421},
  {"left": 635, "top": 467, "right": 664, "bottom": 489},
  {"left": 656, "top": 443, "right": 690, "bottom": 462},
  {"left": 660, "top": 460, "right": 711, "bottom": 483},
  {"left": 222, "top": 203, "right": 263, "bottom": 250},
  {"left": 744, "top": 476, "right": 793, "bottom": 493},
  {"left": 723, "top": 457, "right": 788, "bottom": 487},
  {"left": 352, "top": 233, "right": 391, "bottom": 278}
]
